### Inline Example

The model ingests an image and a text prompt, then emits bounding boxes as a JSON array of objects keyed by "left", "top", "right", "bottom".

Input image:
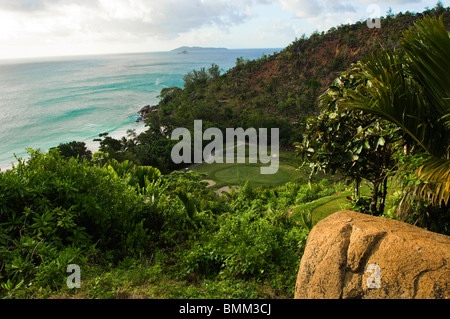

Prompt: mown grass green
[
  {"left": 192, "top": 150, "right": 307, "bottom": 189},
  {"left": 291, "top": 187, "right": 371, "bottom": 223}
]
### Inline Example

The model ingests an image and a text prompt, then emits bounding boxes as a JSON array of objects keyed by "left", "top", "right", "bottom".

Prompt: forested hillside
[
  {"left": 96, "top": 5, "right": 450, "bottom": 172},
  {"left": 145, "top": 5, "right": 450, "bottom": 146}
]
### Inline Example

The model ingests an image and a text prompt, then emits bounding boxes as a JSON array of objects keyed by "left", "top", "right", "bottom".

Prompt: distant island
[{"left": 171, "top": 46, "right": 228, "bottom": 54}]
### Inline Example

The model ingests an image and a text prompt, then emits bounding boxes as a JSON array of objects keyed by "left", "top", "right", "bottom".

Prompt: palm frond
[
  {"left": 401, "top": 16, "right": 450, "bottom": 116},
  {"left": 343, "top": 16, "right": 450, "bottom": 158},
  {"left": 340, "top": 16, "right": 450, "bottom": 210},
  {"left": 416, "top": 157, "right": 450, "bottom": 206},
  {"left": 344, "top": 51, "right": 434, "bottom": 154}
]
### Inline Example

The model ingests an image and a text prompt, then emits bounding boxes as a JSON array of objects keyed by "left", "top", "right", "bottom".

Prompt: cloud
[
  {"left": 140, "top": 0, "right": 250, "bottom": 36},
  {"left": 0, "top": 0, "right": 274, "bottom": 58},
  {"left": 0, "top": 0, "right": 264, "bottom": 44},
  {"left": 326, "top": 1, "right": 357, "bottom": 13},
  {"left": 0, "top": 0, "right": 446, "bottom": 58},
  {"left": 279, "top": 0, "right": 323, "bottom": 18},
  {"left": 279, "top": 0, "right": 427, "bottom": 19},
  {"left": 357, "top": 0, "right": 422, "bottom": 4},
  {"left": 0, "top": 0, "right": 99, "bottom": 12},
  {"left": 0, "top": 0, "right": 437, "bottom": 41}
]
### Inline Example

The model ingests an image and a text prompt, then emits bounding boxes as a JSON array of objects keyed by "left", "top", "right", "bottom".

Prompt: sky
[{"left": 0, "top": 0, "right": 448, "bottom": 59}]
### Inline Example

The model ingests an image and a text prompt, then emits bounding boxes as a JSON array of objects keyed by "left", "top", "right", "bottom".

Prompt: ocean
[{"left": 0, "top": 48, "right": 279, "bottom": 170}]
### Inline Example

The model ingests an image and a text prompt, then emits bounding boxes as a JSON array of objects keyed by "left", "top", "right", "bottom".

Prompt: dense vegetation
[
  {"left": 1, "top": 4, "right": 449, "bottom": 299},
  {"left": 0, "top": 150, "right": 316, "bottom": 298},
  {"left": 296, "top": 14, "right": 449, "bottom": 231}
]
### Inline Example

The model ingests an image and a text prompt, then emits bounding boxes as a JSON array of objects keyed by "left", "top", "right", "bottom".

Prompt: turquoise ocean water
[{"left": 0, "top": 48, "right": 279, "bottom": 170}]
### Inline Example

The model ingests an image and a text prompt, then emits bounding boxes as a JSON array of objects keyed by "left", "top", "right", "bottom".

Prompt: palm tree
[{"left": 342, "top": 16, "right": 450, "bottom": 207}]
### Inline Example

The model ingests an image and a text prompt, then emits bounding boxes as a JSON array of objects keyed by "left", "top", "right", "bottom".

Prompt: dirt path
[{"left": 202, "top": 179, "right": 216, "bottom": 188}]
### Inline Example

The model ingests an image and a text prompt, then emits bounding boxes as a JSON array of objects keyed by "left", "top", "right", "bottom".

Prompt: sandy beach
[
  {"left": 0, "top": 122, "right": 149, "bottom": 172},
  {"left": 82, "top": 122, "right": 149, "bottom": 154}
]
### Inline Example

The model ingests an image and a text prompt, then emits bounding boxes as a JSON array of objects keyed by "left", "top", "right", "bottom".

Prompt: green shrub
[
  {"left": 295, "top": 180, "right": 346, "bottom": 204},
  {"left": 0, "top": 149, "right": 163, "bottom": 290},
  {"left": 183, "top": 194, "right": 308, "bottom": 295}
]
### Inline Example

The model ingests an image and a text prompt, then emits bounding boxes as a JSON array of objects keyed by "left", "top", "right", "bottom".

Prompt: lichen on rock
[{"left": 295, "top": 211, "right": 450, "bottom": 299}]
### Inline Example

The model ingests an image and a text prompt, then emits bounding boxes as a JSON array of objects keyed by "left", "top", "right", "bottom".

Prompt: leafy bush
[
  {"left": 183, "top": 187, "right": 308, "bottom": 295},
  {"left": 0, "top": 149, "right": 163, "bottom": 290},
  {"left": 52, "top": 141, "right": 93, "bottom": 162},
  {"left": 295, "top": 179, "right": 346, "bottom": 204}
]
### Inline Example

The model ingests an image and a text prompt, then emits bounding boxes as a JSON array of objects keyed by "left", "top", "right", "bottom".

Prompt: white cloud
[
  {"left": 279, "top": 0, "right": 323, "bottom": 18},
  {"left": 0, "top": 0, "right": 257, "bottom": 40},
  {"left": 279, "top": 0, "right": 435, "bottom": 19},
  {"left": 357, "top": 0, "right": 422, "bottom": 4},
  {"left": 277, "top": 0, "right": 447, "bottom": 37},
  {"left": 0, "top": 0, "right": 447, "bottom": 58},
  {"left": 0, "top": 0, "right": 265, "bottom": 58}
]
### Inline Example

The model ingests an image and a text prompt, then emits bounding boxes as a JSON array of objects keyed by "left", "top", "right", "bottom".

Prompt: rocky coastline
[{"left": 136, "top": 104, "right": 158, "bottom": 122}]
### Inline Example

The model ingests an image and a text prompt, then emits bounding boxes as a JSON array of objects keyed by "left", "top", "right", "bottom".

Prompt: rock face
[
  {"left": 295, "top": 211, "right": 450, "bottom": 299},
  {"left": 136, "top": 105, "right": 158, "bottom": 122}
]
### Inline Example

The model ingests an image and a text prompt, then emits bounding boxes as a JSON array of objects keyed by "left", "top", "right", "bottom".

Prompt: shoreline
[
  {"left": 82, "top": 122, "right": 149, "bottom": 154},
  {"left": 0, "top": 122, "right": 149, "bottom": 172}
]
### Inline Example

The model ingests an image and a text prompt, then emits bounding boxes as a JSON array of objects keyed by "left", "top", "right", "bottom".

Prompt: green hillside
[
  {"left": 92, "top": 5, "right": 450, "bottom": 173},
  {"left": 145, "top": 6, "right": 450, "bottom": 147}
]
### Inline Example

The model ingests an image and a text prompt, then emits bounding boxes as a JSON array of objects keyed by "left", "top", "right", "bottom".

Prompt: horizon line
[{"left": 0, "top": 47, "right": 284, "bottom": 63}]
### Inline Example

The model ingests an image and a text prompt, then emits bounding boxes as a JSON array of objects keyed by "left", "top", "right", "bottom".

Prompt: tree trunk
[
  {"left": 370, "top": 180, "right": 380, "bottom": 216},
  {"left": 354, "top": 177, "right": 361, "bottom": 200},
  {"left": 378, "top": 176, "right": 389, "bottom": 215}
]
